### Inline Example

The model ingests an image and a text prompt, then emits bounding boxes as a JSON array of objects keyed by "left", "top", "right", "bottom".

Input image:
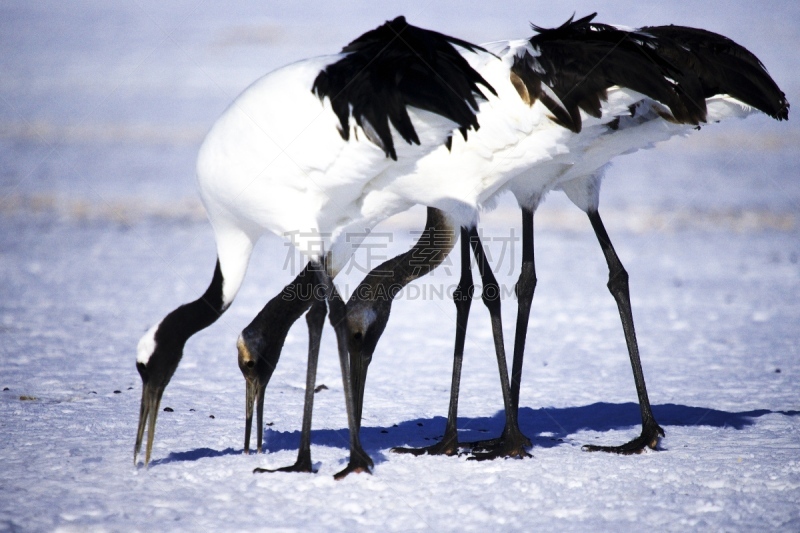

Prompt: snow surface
[{"left": 1, "top": 1, "right": 799, "bottom": 531}]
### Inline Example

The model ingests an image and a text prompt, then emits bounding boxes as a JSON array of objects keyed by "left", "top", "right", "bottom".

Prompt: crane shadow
[
  {"left": 151, "top": 403, "right": 798, "bottom": 467},
  {"left": 259, "top": 402, "right": 800, "bottom": 460},
  {"left": 150, "top": 447, "right": 241, "bottom": 466}
]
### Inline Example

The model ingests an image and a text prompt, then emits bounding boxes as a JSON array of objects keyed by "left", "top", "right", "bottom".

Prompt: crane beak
[
  {"left": 239, "top": 336, "right": 274, "bottom": 454},
  {"left": 244, "top": 377, "right": 266, "bottom": 454},
  {"left": 350, "top": 346, "right": 372, "bottom": 433},
  {"left": 244, "top": 378, "right": 255, "bottom": 454},
  {"left": 134, "top": 381, "right": 164, "bottom": 466}
]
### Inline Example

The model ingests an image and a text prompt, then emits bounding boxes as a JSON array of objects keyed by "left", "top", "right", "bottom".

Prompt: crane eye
[{"left": 353, "top": 331, "right": 363, "bottom": 340}]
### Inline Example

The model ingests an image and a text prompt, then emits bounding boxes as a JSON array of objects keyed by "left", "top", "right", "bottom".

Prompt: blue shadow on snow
[
  {"left": 152, "top": 403, "right": 799, "bottom": 466},
  {"left": 267, "top": 403, "right": 799, "bottom": 454},
  {"left": 150, "top": 447, "right": 241, "bottom": 466}
]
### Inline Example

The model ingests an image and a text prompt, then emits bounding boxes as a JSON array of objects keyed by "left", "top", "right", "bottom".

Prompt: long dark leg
[
  {"left": 473, "top": 208, "right": 537, "bottom": 450},
  {"left": 511, "top": 208, "right": 536, "bottom": 414},
  {"left": 254, "top": 297, "right": 326, "bottom": 473},
  {"left": 582, "top": 209, "right": 664, "bottom": 454},
  {"left": 468, "top": 226, "right": 531, "bottom": 459},
  {"left": 393, "top": 227, "right": 474, "bottom": 456},
  {"left": 315, "top": 264, "right": 374, "bottom": 479}
]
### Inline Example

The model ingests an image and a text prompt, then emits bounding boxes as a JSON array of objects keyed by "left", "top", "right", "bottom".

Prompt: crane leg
[
  {"left": 312, "top": 263, "right": 374, "bottom": 478},
  {"left": 254, "top": 296, "right": 326, "bottom": 473},
  {"left": 509, "top": 208, "right": 537, "bottom": 414},
  {"left": 471, "top": 208, "right": 537, "bottom": 453},
  {"left": 582, "top": 209, "right": 664, "bottom": 454},
  {"left": 467, "top": 226, "right": 531, "bottom": 460},
  {"left": 393, "top": 227, "right": 474, "bottom": 456},
  {"left": 242, "top": 264, "right": 315, "bottom": 455}
]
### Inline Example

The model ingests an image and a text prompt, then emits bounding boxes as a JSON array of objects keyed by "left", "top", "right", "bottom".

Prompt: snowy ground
[{"left": 1, "top": 1, "right": 799, "bottom": 531}]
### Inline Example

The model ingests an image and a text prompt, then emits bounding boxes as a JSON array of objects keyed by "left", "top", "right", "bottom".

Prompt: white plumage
[
  {"left": 341, "top": 16, "right": 789, "bottom": 460},
  {"left": 195, "top": 56, "right": 467, "bottom": 303},
  {"left": 135, "top": 14, "right": 789, "bottom": 475},
  {"left": 134, "top": 17, "right": 497, "bottom": 477}
]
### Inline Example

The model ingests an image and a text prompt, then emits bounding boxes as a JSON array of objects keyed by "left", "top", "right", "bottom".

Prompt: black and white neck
[{"left": 134, "top": 260, "right": 228, "bottom": 466}]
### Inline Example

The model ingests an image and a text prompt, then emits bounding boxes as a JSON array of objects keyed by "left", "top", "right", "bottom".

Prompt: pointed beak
[
  {"left": 239, "top": 336, "right": 274, "bottom": 455},
  {"left": 244, "top": 378, "right": 255, "bottom": 454},
  {"left": 134, "top": 381, "right": 164, "bottom": 466},
  {"left": 244, "top": 377, "right": 266, "bottom": 454},
  {"left": 350, "top": 346, "right": 372, "bottom": 433},
  {"left": 256, "top": 382, "right": 265, "bottom": 453}
]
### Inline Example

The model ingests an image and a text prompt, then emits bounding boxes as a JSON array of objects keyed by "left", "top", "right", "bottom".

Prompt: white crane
[
  {"left": 239, "top": 14, "right": 788, "bottom": 472},
  {"left": 134, "top": 16, "right": 497, "bottom": 479},
  {"left": 355, "top": 16, "right": 790, "bottom": 459}
]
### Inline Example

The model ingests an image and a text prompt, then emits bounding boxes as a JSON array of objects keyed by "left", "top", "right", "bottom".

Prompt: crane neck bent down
[
  {"left": 136, "top": 260, "right": 228, "bottom": 367},
  {"left": 350, "top": 207, "right": 457, "bottom": 304}
]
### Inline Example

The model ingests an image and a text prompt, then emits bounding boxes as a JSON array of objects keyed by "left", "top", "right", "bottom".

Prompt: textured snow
[{"left": 1, "top": 1, "right": 799, "bottom": 531}]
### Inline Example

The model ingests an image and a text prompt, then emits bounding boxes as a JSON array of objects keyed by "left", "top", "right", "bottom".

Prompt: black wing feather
[
  {"left": 642, "top": 25, "right": 789, "bottom": 121},
  {"left": 515, "top": 13, "right": 788, "bottom": 133},
  {"left": 516, "top": 14, "right": 706, "bottom": 133},
  {"left": 312, "top": 16, "right": 496, "bottom": 160}
]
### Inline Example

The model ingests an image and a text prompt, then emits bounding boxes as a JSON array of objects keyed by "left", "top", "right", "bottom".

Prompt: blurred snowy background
[{"left": 1, "top": 1, "right": 798, "bottom": 530}]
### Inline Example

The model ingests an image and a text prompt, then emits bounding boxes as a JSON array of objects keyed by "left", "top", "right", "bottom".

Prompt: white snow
[{"left": 1, "top": 1, "right": 799, "bottom": 531}]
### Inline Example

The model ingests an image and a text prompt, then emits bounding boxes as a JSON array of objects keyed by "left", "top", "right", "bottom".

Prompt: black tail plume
[{"left": 642, "top": 25, "right": 789, "bottom": 121}]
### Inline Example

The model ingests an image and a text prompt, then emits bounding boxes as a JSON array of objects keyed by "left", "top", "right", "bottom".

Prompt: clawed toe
[
  {"left": 582, "top": 423, "right": 665, "bottom": 454},
  {"left": 392, "top": 435, "right": 459, "bottom": 457},
  {"left": 391, "top": 446, "right": 426, "bottom": 456},
  {"left": 333, "top": 459, "right": 373, "bottom": 480},
  {"left": 469, "top": 443, "right": 531, "bottom": 461},
  {"left": 253, "top": 460, "right": 316, "bottom": 474},
  {"left": 466, "top": 432, "right": 532, "bottom": 461},
  {"left": 463, "top": 437, "right": 501, "bottom": 453}
]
